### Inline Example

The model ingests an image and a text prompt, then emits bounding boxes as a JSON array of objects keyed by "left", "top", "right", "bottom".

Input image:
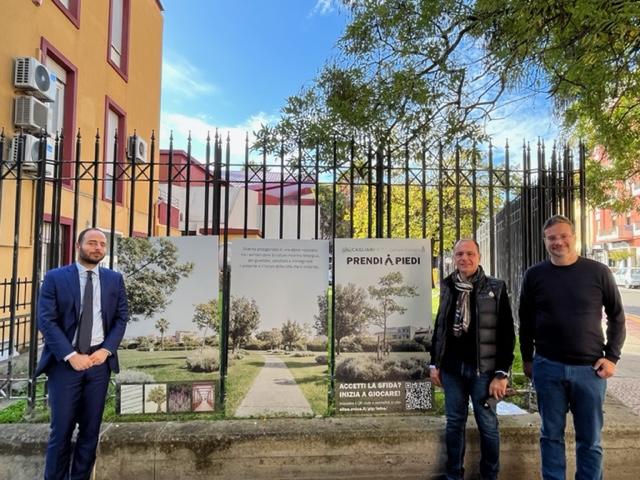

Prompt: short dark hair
[
  {"left": 543, "top": 215, "right": 575, "bottom": 235},
  {"left": 454, "top": 238, "right": 480, "bottom": 254},
  {"left": 77, "top": 228, "right": 105, "bottom": 245}
]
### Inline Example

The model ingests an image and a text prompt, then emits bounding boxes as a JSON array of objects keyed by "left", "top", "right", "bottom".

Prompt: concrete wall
[{"left": 1, "top": 401, "right": 640, "bottom": 479}]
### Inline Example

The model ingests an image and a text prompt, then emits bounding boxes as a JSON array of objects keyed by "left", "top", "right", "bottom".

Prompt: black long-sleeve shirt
[{"left": 519, "top": 257, "right": 626, "bottom": 365}]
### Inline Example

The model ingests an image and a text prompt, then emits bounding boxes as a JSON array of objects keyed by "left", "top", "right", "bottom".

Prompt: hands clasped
[{"left": 68, "top": 349, "right": 109, "bottom": 371}]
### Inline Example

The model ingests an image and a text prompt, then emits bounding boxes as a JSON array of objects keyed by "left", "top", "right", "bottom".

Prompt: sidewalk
[
  {"left": 234, "top": 355, "right": 313, "bottom": 417},
  {"left": 607, "top": 314, "right": 640, "bottom": 415}
]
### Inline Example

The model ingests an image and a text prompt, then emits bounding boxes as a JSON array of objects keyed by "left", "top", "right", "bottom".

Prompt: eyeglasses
[{"left": 543, "top": 234, "right": 573, "bottom": 242}]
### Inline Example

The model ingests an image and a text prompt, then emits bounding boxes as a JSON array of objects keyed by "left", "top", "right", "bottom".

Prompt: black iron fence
[{"left": 0, "top": 128, "right": 586, "bottom": 409}]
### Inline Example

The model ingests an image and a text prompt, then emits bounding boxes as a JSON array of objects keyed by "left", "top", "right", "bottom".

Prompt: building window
[
  {"left": 41, "top": 221, "right": 71, "bottom": 279},
  {"left": 108, "top": 0, "right": 130, "bottom": 79},
  {"left": 104, "top": 98, "right": 126, "bottom": 203},
  {"left": 52, "top": 0, "right": 81, "bottom": 28},
  {"left": 41, "top": 38, "right": 77, "bottom": 187}
]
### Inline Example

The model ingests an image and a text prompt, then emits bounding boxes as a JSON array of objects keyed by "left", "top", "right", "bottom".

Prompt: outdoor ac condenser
[
  {"left": 8, "top": 134, "right": 55, "bottom": 177},
  {"left": 128, "top": 135, "right": 148, "bottom": 163},
  {"left": 13, "top": 56, "right": 57, "bottom": 103},
  {"left": 14, "top": 95, "right": 52, "bottom": 133}
]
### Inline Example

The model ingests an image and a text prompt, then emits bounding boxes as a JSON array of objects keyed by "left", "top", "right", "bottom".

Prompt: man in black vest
[{"left": 430, "top": 239, "right": 515, "bottom": 480}]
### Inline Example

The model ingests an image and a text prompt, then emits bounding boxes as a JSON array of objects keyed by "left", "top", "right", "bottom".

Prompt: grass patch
[
  {"left": 280, "top": 355, "right": 328, "bottom": 416},
  {"left": 118, "top": 349, "right": 221, "bottom": 382},
  {"left": 224, "top": 352, "right": 265, "bottom": 416}
]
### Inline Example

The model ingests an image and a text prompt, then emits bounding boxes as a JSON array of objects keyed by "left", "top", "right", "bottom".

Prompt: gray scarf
[{"left": 452, "top": 270, "right": 476, "bottom": 337}]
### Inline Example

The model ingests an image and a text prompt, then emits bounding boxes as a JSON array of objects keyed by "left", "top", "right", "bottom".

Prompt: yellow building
[{"left": 0, "top": 0, "right": 164, "bottom": 349}]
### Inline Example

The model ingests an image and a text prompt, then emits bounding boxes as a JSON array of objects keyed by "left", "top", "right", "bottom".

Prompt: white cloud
[
  {"left": 162, "top": 56, "right": 218, "bottom": 100},
  {"left": 312, "top": 0, "right": 335, "bottom": 16},
  {"left": 159, "top": 111, "right": 279, "bottom": 164}
]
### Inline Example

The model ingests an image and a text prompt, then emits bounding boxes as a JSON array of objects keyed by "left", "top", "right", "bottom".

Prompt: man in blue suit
[{"left": 36, "top": 228, "right": 128, "bottom": 480}]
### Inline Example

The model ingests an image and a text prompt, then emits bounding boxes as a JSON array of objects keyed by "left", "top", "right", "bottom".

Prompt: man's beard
[{"left": 79, "top": 249, "right": 105, "bottom": 265}]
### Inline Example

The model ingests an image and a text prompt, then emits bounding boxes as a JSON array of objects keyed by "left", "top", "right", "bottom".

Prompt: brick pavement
[{"left": 606, "top": 314, "right": 640, "bottom": 416}]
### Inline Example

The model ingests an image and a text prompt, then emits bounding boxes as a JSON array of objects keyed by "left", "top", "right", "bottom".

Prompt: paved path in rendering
[
  {"left": 234, "top": 355, "right": 313, "bottom": 417},
  {"left": 607, "top": 314, "right": 640, "bottom": 416}
]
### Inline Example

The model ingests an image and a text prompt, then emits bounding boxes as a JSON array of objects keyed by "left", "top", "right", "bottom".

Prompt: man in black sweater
[
  {"left": 519, "top": 215, "right": 626, "bottom": 480},
  {"left": 431, "top": 239, "right": 515, "bottom": 480}
]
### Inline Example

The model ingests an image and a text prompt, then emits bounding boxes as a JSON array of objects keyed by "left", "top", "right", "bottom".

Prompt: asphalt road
[{"left": 620, "top": 287, "right": 640, "bottom": 316}]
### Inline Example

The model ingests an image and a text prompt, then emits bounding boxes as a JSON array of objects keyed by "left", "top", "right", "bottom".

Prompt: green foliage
[
  {"left": 192, "top": 299, "right": 219, "bottom": 347},
  {"left": 281, "top": 319, "right": 306, "bottom": 350},
  {"left": 367, "top": 271, "right": 419, "bottom": 353},
  {"left": 255, "top": 328, "right": 283, "bottom": 350},
  {"left": 118, "top": 237, "right": 193, "bottom": 320},
  {"left": 154, "top": 318, "right": 170, "bottom": 350},
  {"left": 315, "top": 283, "right": 370, "bottom": 354},
  {"left": 335, "top": 355, "right": 429, "bottom": 382},
  {"left": 260, "top": 0, "right": 640, "bottom": 207},
  {"left": 608, "top": 250, "right": 633, "bottom": 262},
  {"left": 185, "top": 349, "right": 220, "bottom": 373},
  {"left": 145, "top": 385, "right": 166, "bottom": 413},
  {"left": 114, "top": 369, "right": 155, "bottom": 384},
  {"left": 229, "top": 296, "right": 261, "bottom": 352}
]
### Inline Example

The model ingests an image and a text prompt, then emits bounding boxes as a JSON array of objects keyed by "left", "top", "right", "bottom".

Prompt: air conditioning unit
[
  {"left": 128, "top": 136, "right": 148, "bottom": 163},
  {"left": 14, "top": 57, "right": 57, "bottom": 103},
  {"left": 9, "top": 134, "right": 56, "bottom": 177},
  {"left": 14, "top": 95, "right": 51, "bottom": 133}
]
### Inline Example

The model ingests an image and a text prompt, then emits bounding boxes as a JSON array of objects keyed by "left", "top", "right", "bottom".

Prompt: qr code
[{"left": 405, "top": 381, "right": 432, "bottom": 410}]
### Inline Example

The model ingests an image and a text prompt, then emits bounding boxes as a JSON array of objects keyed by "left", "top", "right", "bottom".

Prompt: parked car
[{"left": 613, "top": 267, "right": 640, "bottom": 288}]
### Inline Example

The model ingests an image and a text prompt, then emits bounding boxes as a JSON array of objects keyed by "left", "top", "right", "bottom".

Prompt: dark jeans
[
  {"left": 533, "top": 355, "right": 606, "bottom": 480},
  {"left": 441, "top": 364, "right": 500, "bottom": 480}
]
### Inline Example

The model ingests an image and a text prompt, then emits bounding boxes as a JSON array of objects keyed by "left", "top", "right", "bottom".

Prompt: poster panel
[
  {"left": 333, "top": 238, "right": 433, "bottom": 414},
  {"left": 228, "top": 239, "right": 330, "bottom": 417},
  {"left": 115, "top": 236, "right": 219, "bottom": 415}
]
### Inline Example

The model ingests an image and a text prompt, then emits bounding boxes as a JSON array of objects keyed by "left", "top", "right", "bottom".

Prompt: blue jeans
[
  {"left": 533, "top": 355, "right": 606, "bottom": 480},
  {"left": 441, "top": 364, "right": 500, "bottom": 480}
]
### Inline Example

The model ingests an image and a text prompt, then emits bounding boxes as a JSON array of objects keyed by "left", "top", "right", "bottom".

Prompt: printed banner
[
  {"left": 115, "top": 236, "right": 219, "bottom": 415},
  {"left": 227, "top": 239, "right": 330, "bottom": 417},
  {"left": 333, "top": 238, "right": 433, "bottom": 414}
]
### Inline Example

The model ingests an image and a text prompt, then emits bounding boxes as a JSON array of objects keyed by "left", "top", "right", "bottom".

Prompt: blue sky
[{"left": 159, "top": 0, "right": 559, "bottom": 166}]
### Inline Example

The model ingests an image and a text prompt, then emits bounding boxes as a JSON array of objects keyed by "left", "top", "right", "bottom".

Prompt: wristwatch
[{"left": 494, "top": 372, "right": 508, "bottom": 380}]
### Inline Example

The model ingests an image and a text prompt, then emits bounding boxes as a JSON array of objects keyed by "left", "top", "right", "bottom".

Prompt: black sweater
[{"left": 519, "top": 257, "right": 626, "bottom": 365}]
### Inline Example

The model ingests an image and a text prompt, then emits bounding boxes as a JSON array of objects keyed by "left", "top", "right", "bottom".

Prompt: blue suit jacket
[{"left": 35, "top": 263, "right": 129, "bottom": 377}]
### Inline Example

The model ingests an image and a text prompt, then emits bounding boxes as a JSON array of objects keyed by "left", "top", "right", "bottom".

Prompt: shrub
[
  {"left": 389, "top": 340, "right": 426, "bottom": 352},
  {"left": 315, "top": 354, "right": 328, "bottom": 365},
  {"left": 290, "top": 351, "right": 314, "bottom": 357},
  {"left": 340, "top": 337, "right": 363, "bottom": 353},
  {"left": 335, "top": 356, "right": 430, "bottom": 382},
  {"left": 244, "top": 339, "right": 267, "bottom": 351},
  {"left": 185, "top": 349, "right": 220, "bottom": 372},
  {"left": 114, "top": 369, "right": 155, "bottom": 384},
  {"left": 335, "top": 357, "right": 385, "bottom": 382},
  {"left": 306, "top": 340, "right": 327, "bottom": 352}
]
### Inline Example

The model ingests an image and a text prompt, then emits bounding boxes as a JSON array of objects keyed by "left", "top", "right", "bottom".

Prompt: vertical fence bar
[
  {"left": 455, "top": 144, "right": 461, "bottom": 241},
  {"left": 505, "top": 140, "right": 512, "bottom": 288},
  {"left": 184, "top": 133, "right": 192, "bottom": 236},
  {"left": 367, "top": 140, "right": 373, "bottom": 238},
  {"left": 349, "top": 139, "right": 355, "bottom": 239},
  {"left": 108, "top": 131, "right": 118, "bottom": 269},
  {"left": 92, "top": 130, "right": 100, "bottom": 228},
  {"left": 421, "top": 143, "right": 427, "bottom": 239},
  {"left": 7, "top": 133, "right": 25, "bottom": 384},
  {"left": 314, "top": 143, "right": 319, "bottom": 240},
  {"left": 386, "top": 145, "right": 392, "bottom": 238},
  {"left": 438, "top": 143, "right": 444, "bottom": 281},
  {"left": 488, "top": 142, "right": 496, "bottom": 276},
  {"left": 243, "top": 133, "right": 249, "bottom": 238},
  {"left": 279, "top": 140, "right": 285, "bottom": 239},
  {"left": 375, "top": 146, "right": 384, "bottom": 238},
  {"left": 166, "top": 134, "right": 174, "bottom": 237},
  {"left": 471, "top": 144, "right": 478, "bottom": 239},
  {"left": 72, "top": 131, "right": 82, "bottom": 244},
  {"left": 203, "top": 133, "right": 211, "bottom": 236},
  {"left": 147, "top": 131, "right": 156, "bottom": 237},
  {"left": 27, "top": 137, "right": 47, "bottom": 410},
  {"left": 579, "top": 142, "right": 587, "bottom": 256},
  {"left": 297, "top": 140, "right": 303, "bottom": 240},
  {"left": 261, "top": 141, "right": 267, "bottom": 238},
  {"left": 404, "top": 143, "right": 410, "bottom": 239},
  {"left": 220, "top": 133, "right": 231, "bottom": 408},
  {"left": 129, "top": 133, "right": 138, "bottom": 237},
  {"left": 50, "top": 131, "right": 63, "bottom": 269}
]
